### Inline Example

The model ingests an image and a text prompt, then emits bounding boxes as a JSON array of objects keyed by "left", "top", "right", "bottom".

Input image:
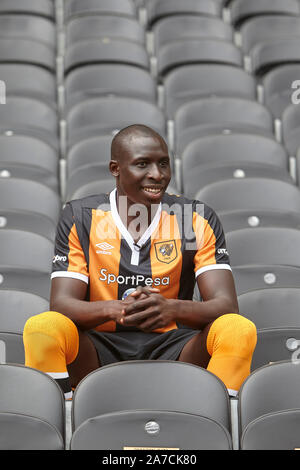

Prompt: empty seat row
[{"left": 1, "top": 360, "right": 300, "bottom": 450}]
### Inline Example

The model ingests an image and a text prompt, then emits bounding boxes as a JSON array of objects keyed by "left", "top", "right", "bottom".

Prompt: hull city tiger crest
[{"left": 155, "top": 240, "right": 178, "bottom": 264}]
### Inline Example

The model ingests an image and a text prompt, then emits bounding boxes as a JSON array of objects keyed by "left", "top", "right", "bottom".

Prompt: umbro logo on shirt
[{"left": 96, "top": 242, "right": 114, "bottom": 255}]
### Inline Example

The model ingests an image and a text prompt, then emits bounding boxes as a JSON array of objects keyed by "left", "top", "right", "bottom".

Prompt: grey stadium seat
[
  {"left": 163, "top": 64, "right": 257, "bottom": 119},
  {"left": 64, "top": 39, "right": 150, "bottom": 75},
  {"left": 65, "top": 15, "right": 146, "bottom": 46},
  {"left": 0, "top": 364, "right": 65, "bottom": 450},
  {"left": 0, "top": 178, "right": 61, "bottom": 226},
  {"left": 64, "top": 65, "right": 156, "bottom": 110},
  {"left": 174, "top": 97, "right": 274, "bottom": 155},
  {"left": 66, "top": 96, "right": 166, "bottom": 149},
  {"left": 0, "top": 14, "right": 56, "bottom": 49},
  {"left": 180, "top": 133, "right": 291, "bottom": 198},
  {"left": 0, "top": 96, "right": 58, "bottom": 150},
  {"left": 238, "top": 287, "right": 300, "bottom": 329},
  {"left": 252, "top": 327, "right": 300, "bottom": 371},
  {"left": 156, "top": 39, "right": 243, "bottom": 78},
  {"left": 226, "top": 227, "right": 300, "bottom": 267},
  {"left": 146, "top": 0, "right": 222, "bottom": 27},
  {"left": 0, "top": 38, "right": 55, "bottom": 72},
  {"left": 239, "top": 16, "right": 300, "bottom": 55},
  {"left": 229, "top": 0, "right": 300, "bottom": 29},
  {"left": 238, "top": 288, "right": 300, "bottom": 370},
  {"left": 0, "top": 210, "right": 56, "bottom": 242},
  {"left": 250, "top": 38, "right": 300, "bottom": 76},
  {"left": 0, "top": 290, "right": 48, "bottom": 364},
  {"left": 0, "top": 268, "right": 51, "bottom": 301},
  {"left": 0, "top": 230, "right": 54, "bottom": 273},
  {"left": 0, "top": 134, "right": 59, "bottom": 191},
  {"left": 64, "top": 0, "right": 137, "bottom": 21},
  {"left": 68, "top": 179, "right": 117, "bottom": 201},
  {"left": 239, "top": 361, "right": 300, "bottom": 449},
  {"left": 195, "top": 178, "right": 300, "bottom": 213},
  {"left": 0, "top": 0, "right": 55, "bottom": 19},
  {"left": 282, "top": 103, "right": 300, "bottom": 157},
  {"left": 232, "top": 265, "right": 300, "bottom": 296},
  {"left": 261, "top": 64, "right": 300, "bottom": 119},
  {"left": 0, "top": 230, "right": 53, "bottom": 299},
  {"left": 296, "top": 148, "right": 300, "bottom": 186},
  {"left": 225, "top": 226, "right": 300, "bottom": 302},
  {"left": 152, "top": 15, "right": 234, "bottom": 54},
  {"left": 67, "top": 135, "right": 113, "bottom": 175},
  {"left": 0, "top": 64, "right": 56, "bottom": 105},
  {"left": 66, "top": 164, "right": 113, "bottom": 202},
  {"left": 219, "top": 210, "right": 300, "bottom": 234},
  {"left": 70, "top": 361, "right": 232, "bottom": 450}
]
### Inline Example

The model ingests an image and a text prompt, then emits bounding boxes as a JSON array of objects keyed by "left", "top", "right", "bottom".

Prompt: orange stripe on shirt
[
  {"left": 193, "top": 212, "right": 217, "bottom": 273},
  {"left": 89, "top": 209, "right": 122, "bottom": 332},
  {"left": 67, "top": 223, "right": 89, "bottom": 277}
]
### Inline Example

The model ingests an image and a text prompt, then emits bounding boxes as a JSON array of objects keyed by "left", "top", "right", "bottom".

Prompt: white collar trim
[{"left": 109, "top": 188, "right": 162, "bottom": 265}]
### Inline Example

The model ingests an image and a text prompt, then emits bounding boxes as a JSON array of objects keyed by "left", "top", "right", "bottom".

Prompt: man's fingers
[
  {"left": 124, "top": 296, "right": 155, "bottom": 315},
  {"left": 130, "top": 287, "right": 160, "bottom": 298},
  {"left": 122, "top": 308, "right": 154, "bottom": 326}
]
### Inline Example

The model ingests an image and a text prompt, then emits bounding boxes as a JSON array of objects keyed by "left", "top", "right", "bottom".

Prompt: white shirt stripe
[
  {"left": 51, "top": 271, "right": 89, "bottom": 284},
  {"left": 109, "top": 188, "right": 162, "bottom": 266},
  {"left": 195, "top": 264, "right": 232, "bottom": 278}
]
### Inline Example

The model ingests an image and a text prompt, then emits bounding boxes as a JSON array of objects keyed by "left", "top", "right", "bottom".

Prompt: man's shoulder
[
  {"left": 162, "top": 192, "right": 216, "bottom": 219},
  {"left": 67, "top": 192, "right": 111, "bottom": 211}
]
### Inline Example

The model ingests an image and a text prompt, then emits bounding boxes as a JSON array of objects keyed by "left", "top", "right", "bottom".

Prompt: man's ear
[{"left": 109, "top": 159, "right": 120, "bottom": 177}]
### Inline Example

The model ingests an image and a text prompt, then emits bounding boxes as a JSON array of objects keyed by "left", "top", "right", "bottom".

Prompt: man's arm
[
  {"left": 50, "top": 278, "right": 158, "bottom": 331},
  {"left": 50, "top": 277, "right": 126, "bottom": 331},
  {"left": 121, "top": 269, "right": 239, "bottom": 332}
]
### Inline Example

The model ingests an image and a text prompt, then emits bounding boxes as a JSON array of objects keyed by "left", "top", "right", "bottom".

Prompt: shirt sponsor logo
[
  {"left": 122, "top": 288, "right": 136, "bottom": 300},
  {"left": 53, "top": 254, "right": 67, "bottom": 263},
  {"left": 99, "top": 268, "right": 170, "bottom": 286}
]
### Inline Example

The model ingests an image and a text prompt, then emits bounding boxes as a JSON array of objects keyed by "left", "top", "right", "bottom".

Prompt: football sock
[
  {"left": 206, "top": 313, "right": 257, "bottom": 396},
  {"left": 23, "top": 311, "right": 79, "bottom": 399}
]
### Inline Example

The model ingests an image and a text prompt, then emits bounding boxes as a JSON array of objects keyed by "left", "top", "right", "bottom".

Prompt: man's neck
[{"left": 115, "top": 191, "right": 161, "bottom": 243}]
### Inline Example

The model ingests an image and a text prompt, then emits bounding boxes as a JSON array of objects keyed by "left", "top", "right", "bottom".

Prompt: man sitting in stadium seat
[{"left": 23, "top": 124, "right": 257, "bottom": 399}]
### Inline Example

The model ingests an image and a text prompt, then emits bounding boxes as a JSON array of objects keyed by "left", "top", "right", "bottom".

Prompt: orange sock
[
  {"left": 206, "top": 313, "right": 257, "bottom": 396},
  {"left": 23, "top": 311, "right": 79, "bottom": 399}
]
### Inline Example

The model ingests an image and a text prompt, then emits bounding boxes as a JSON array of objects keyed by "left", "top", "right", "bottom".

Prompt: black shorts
[{"left": 87, "top": 328, "right": 199, "bottom": 366}]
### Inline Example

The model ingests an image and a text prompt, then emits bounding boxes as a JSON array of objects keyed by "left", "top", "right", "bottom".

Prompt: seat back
[
  {"left": 238, "top": 287, "right": 300, "bottom": 329},
  {"left": 72, "top": 361, "right": 230, "bottom": 429},
  {"left": 0, "top": 290, "right": 48, "bottom": 364},
  {"left": 0, "top": 363, "right": 65, "bottom": 449},
  {"left": 71, "top": 361, "right": 231, "bottom": 450},
  {"left": 195, "top": 178, "right": 300, "bottom": 213},
  {"left": 239, "top": 361, "right": 300, "bottom": 449},
  {"left": 226, "top": 227, "right": 300, "bottom": 267}
]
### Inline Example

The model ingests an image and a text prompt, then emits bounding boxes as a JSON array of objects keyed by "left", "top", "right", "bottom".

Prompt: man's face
[{"left": 111, "top": 134, "right": 171, "bottom": 208}]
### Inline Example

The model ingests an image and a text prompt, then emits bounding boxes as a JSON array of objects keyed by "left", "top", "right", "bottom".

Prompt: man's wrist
[
  {"left": 100, "top": 300, "right": 123, "bottom": 322},
  {"left": 167, "top": 298, "right": 182, "bottom": 323}
]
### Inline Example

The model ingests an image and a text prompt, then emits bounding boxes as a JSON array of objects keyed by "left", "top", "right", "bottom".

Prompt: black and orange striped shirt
[{"left": 51, "top": 190, "right": 231, "bottom": 332}]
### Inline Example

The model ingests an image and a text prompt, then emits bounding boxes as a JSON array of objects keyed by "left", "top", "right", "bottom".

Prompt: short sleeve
[
  {"left": 193, "top": 204, "right": 231, "bottom": 278},
  {"left": 51, "top": 203, "right": 89, "bottom": 284}
]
